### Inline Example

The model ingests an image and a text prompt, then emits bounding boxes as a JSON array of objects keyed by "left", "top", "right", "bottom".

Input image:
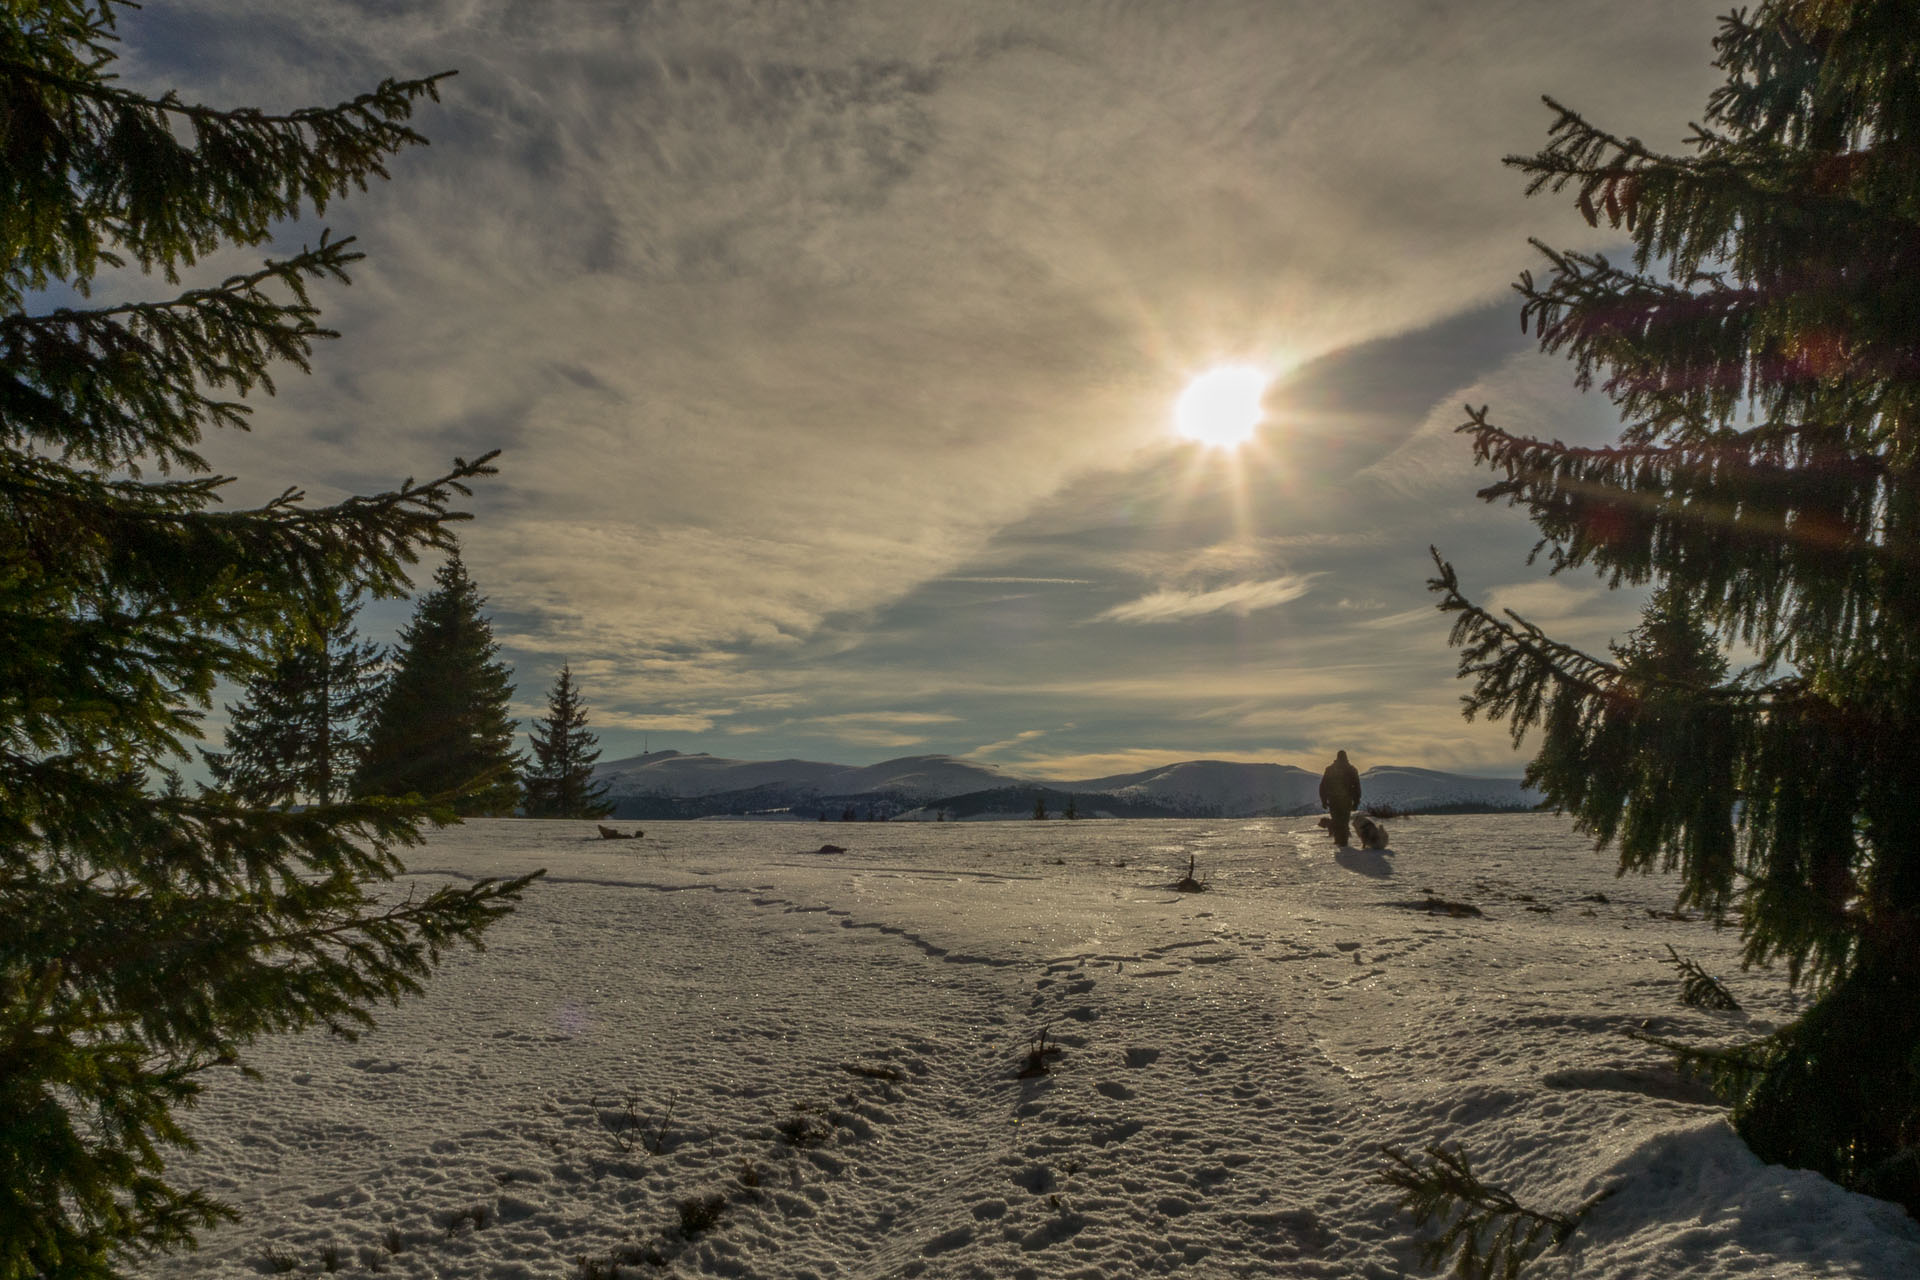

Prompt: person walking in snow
[{"left": 1319, "top": 750, "right": 1362, "bottom": 847}]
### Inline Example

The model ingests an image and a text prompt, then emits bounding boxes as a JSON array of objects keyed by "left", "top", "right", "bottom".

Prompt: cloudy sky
[{"left": 133, "top": 0, "right": 1729, "bottom": 778}]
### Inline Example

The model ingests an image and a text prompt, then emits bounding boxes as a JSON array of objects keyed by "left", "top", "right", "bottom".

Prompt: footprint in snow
[{"left": 921, "top": 1225, "right": 974, "bottom": 1256}]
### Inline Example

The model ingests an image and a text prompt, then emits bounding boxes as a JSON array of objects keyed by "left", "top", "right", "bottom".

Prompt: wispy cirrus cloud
[
  {"left": 948, "top": 576, "right": 1094, "bottom": 585},
  {"left": 593, "top": 712, "right": 722, "bottom": 734},
  {"left": 962, "top": 729, "right": 1050, "bottom": 760},
  {"left": 1095, "top": 575, "right": 1316, "bottom": 624},
  {"left": 137, "top": 0, "right": 1727, "bottom": 772}
]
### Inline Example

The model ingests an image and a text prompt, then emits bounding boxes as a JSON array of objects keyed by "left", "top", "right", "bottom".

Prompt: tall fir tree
[
  {"left": 1430, "top": 0, "right": 1920, "bottom": 1212},
  {"left": 201, "top": 599, "right": 385, "bottom": 807},
  {"left": 354, "top": 550, "right": 522, "bottom": 816},
  {"left": 521, "top": 664, "right": 612, "bottom": 819},
  {"left": 0, "top": 6, "right": 540, "bottom": 1275}
]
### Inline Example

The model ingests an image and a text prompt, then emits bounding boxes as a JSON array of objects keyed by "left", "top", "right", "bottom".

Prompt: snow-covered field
[{"left": 154, "top": 815, "right": 1920, "bottom": 1278}]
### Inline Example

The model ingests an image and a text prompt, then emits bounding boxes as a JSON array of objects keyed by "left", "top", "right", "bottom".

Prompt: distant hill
[
  {"left": 593, "top": 750, "right": 1541, "bottom": 820},
  {"left": 899, "top": 786, "right": 1201, "bottom": 822},
  {"left": 596, "top": 751, "right": 1016, "bottom": 797},
  {"left": 1348, "top": 766, "right": 1540, "bottom": 814},
  {"left": 596, "top": 751, "right": 1024, "bottom": 820},
  {"left": 596, "top": 751, "right": 846, "bottom": 799},
  {"left": 1062, "top": 760, "right": 1322, "bottom": 817}
]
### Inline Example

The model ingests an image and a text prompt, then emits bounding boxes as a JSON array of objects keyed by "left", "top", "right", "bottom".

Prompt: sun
[{"left": 1174, "top": 364, "right": 1270, "bottom": 448}]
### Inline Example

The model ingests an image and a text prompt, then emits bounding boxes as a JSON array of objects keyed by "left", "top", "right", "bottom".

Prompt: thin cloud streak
[
  {"left": 1095, "top": 575, "right": 1316, "bottom": 624},
  {"left": 949, "top": 576, "right": 1095, "bottom": 585}
]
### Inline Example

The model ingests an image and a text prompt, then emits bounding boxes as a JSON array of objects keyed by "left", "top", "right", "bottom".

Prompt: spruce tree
[
  {"left": 202, "top": 599, "right": 385, "bottom": 807},
  {"left": 0, "top": 6, "right": 540, "bottom": 1274},
  {"left": 1430, "top": 0, "right": 1920, "bottom": 1211},
  {"left": 354, "top": 551, "right": 522, "bottom": 816},
  {"left": 521, "top": 664, "right": 612, "bottom": 819}
]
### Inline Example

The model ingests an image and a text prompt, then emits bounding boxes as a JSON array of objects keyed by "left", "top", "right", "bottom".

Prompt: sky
[{"left": 128, "top": 0, "right": 1732, "bottom": 779}]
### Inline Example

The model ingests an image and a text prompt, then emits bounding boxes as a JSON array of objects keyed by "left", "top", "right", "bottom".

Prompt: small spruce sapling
[{"left": 522, "top": 664, "right": 614, "bottom": 819}]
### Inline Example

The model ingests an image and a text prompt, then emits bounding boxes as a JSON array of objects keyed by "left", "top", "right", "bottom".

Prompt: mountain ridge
[{"left": 593, "top": 751, "right": 1540, "bottom": 820}]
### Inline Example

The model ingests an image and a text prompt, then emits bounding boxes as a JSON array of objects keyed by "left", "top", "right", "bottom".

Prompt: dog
[{"left": 1351, "top": 813, "right": 1390, "bottom": 850}]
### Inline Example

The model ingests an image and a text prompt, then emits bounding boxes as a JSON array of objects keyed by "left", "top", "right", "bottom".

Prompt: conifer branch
[
  {"left": 0, "top": 238, "right": 365, "bottom": 472},
  {"left": 1663, "top": 944, "right": 1743, "bottom": 1011},
  {"left": 1626, "top": 1027, "right": 1772, "bottom": 1106},
  {"left": 1428, "top": 547, "right": 1620, "bottom": 745},
  {"left": 1380, "top": 1143, "right": 1608, "bottom": 1279},
  {"left": 1, "top": 6, "right": 454, "bottom": 303},
  {"left": 1453, "top": 398, "right": 1903, "bottom": 667},
  {"left": 0, "top": 59, "right": 456, "bottom": 132}
]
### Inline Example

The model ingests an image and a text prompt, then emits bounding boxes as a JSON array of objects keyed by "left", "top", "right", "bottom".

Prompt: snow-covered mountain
[
  {"left": 594, "top": 751, "right": 844, "bottom": 799},
  {"left": 1056, "top": 760, "right": 1541, "bottom": 817},
  {"left": 1353, "top": 766, "right": 1541, "bottom": 813},
  {"left": 1063, "top": 760, "right": 1322, "bottom": 816},
  {"left": 595, "top": 751, "right": 1020, "bottom": 804},
  {"left": 594, "top": 751, "right": 1540, "bottom": 818}
]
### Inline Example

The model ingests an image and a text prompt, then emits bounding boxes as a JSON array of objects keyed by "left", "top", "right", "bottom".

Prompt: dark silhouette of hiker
[{"left": 1319, "top": 750, "right": 1362, "bottom": 847}]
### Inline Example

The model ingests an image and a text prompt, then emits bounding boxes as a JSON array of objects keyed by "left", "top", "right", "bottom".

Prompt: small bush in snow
[
  {"left": 1168, "top": 854, "right": 1209, "bottom": 893},
  {"left": 599, "top": 1090, "right": 679, "bottom": 1156},
  {"left": 574, "top": 1254, "right": 618, "bottom": 1280},
  {"left": 775, "top": 1106, "right": 835, "bottom": 1148},
  {"left": 613, "top": 1240, "right": 669, "bottom": 1268},
  {"left": 1018, "top": 1026, "right": 1063, "bottom": 1079},
  {"left": 254, "top": 1246, "right": 299, "bottom": 1274},
  {"left": 444, "top": 1203, "right": 492, "bottom": 1236},
  {"left": 677, "top": 1193, "right": 729, "bottom": 1239}
]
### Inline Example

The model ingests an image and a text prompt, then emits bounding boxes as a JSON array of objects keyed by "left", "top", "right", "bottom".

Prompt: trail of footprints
[
  {"left": 538, "top": 898, "right": 1382, "bottom": 1274},
  {"left": 944, "top": 943, "right": 1383, "bottom": 1274},
  {"left": 228, "top": 885, "right": 1446, "bottom": 1277}
]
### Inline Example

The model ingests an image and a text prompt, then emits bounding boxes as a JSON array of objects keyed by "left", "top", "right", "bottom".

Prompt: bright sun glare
[{"left": 1174, "top": 365, "right": 1270, "bottom": 448}]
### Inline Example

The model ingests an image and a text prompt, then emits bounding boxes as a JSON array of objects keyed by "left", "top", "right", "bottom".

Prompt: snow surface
[{"left": 152, "top": 814, "right": 1920, "bottom": 1279}]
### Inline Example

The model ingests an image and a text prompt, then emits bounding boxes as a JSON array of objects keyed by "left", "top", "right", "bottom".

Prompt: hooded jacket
[{"left": 1319, "top": 752, "right": 1361, "bottom": 809}]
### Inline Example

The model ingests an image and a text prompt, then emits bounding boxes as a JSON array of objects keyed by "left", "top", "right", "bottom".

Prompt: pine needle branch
[
  {"left": 1627, "top": 1027, "right": 1773, "bottom": 1106},
  {"left": 1664, "top": 944, "right": 1742, "bottom": 1011},
  {"left": 1380, "top": 1144, "right": 1609, "bottom": 1280}
]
